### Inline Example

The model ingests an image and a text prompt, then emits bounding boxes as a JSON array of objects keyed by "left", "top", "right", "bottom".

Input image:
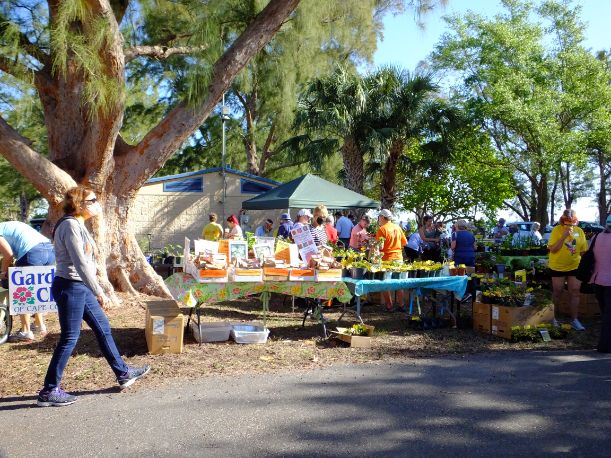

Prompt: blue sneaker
[
  {"left": 117, "top": 365, "right": 150, "bottom": 389},
  {"left": 37, "top": 387, "right": 77, "bottom": 407}
]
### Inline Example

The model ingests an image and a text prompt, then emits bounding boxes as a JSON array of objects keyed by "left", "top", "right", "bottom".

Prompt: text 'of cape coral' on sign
[{"left": 8, "top": 266, "right": 57, "bottom": 315}]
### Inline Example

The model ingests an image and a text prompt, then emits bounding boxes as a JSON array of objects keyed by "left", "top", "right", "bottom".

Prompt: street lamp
[{"left": 221, "top": 96, "right": 230, "bottom": 227}]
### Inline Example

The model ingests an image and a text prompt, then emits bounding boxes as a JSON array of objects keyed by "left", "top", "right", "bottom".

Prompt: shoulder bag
[{"left": 575, "top": 233, "right": 599, "bottom": 283}]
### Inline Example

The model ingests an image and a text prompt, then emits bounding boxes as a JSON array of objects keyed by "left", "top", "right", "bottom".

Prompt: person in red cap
[{"left": 226, "top": 214, "right": 243, "bottom": 239}]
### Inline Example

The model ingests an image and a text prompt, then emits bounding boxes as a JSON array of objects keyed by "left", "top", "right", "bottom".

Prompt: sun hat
[
  {"left": 280, "top": 212, "right": 291, "bottom": 220},
  {"left": 297, "top": 209, "right": 313, "bottom": 218},
  {"left": 456, "top": 219, "right": 468, "bottom": 229},
  {"left": 379, "top": 209, "right": 393, "bottom": 220}
]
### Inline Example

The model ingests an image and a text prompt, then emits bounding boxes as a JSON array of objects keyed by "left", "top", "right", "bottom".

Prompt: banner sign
[{"left": 8, "top": 266, "right": 57, "bottom": 315}]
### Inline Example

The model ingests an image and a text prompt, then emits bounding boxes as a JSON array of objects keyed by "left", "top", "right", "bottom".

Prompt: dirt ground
[{"left": 0, "top": 292, "right": 601, "bottom": 397}]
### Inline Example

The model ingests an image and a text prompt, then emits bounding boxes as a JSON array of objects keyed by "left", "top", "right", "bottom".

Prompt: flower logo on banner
[{"left": 12, "top": 286, "right": 35, "bottom": 305}]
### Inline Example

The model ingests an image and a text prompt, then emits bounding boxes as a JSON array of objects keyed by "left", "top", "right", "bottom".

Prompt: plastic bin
[
  {"left": 231, "top": 325, "right": 269, "bottom": 344},
  {"left": 190, "top": 321, "right": 232, "bottom": 343}
]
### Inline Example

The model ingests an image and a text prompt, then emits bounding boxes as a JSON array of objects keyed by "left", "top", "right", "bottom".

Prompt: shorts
[{"left": 550, "top": 269, "right": 578, "bottom": 278}]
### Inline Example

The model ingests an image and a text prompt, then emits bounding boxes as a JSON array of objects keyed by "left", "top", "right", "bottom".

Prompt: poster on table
[
  {"left": 228, "top": 241, "right": 248, "bottom": 262},
  {"left": 254, "top": 236, "right": 275, "bottom": 253},
  {"left": 290, "top": 226, "right": 318, "bottom": 264},
  {"left": 8, "top": 265, "right": 57, "bottom": 315},
  {"left": 253, "top": 244, "right": 273, "bottom": 260},
  {"left": 274, "top": 239, "right": 299, "bottom": 265}
]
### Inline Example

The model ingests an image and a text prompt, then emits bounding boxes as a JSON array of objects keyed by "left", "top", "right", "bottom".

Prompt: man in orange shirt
[{"left": 376, "top": 209, "right": 407, "bottom": 311}]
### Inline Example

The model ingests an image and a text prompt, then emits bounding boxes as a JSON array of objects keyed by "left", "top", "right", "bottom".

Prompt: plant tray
[
  {"left": 330, "top": 324, "right": 375, "bottom": 348},
  {"left": 231, "top": 325, "right": 269, "bottom": 344},
  {"left": 190, "top": 321, "right": 232, "bottom": 343}
]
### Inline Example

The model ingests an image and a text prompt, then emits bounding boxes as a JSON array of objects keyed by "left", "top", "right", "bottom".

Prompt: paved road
[{"left": 1, "top": 351, "right": 610, "bottom": 457}]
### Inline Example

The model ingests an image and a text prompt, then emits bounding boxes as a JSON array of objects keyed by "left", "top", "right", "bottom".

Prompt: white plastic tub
[
  {"left": 231, "top": 325, "right": 269, "bottom": 344},
  {"left": 190, "top": 321, "right": 232, "bottom": 343}
]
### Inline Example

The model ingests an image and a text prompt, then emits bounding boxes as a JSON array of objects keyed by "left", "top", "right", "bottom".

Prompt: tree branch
[
  {"left": 124, "top": 45, "right": 208, "bottom": 62},
  {"left": 0, "top": 21, "right": 49, "bottom": 66},
  {"left": 116, "top": 0, "right": 301, "bottom": 193},
  {"left": 503, "top": 200, "right": 528, "bottom": 221},
  {"left": 0, "top": 116, "right": 76, "bottom": 204}
]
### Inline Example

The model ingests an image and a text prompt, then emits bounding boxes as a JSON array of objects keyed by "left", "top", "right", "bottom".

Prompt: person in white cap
[
  {"left": 376, "top": 209, "right": 407, "bottom": 312},
  {"left": 293, "top": 209, "right": 313, "bottom": 232}
]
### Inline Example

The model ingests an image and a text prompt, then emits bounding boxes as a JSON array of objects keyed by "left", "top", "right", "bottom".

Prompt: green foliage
[{"left": 432, "top": 0, "right": 611, "bottom": 224}]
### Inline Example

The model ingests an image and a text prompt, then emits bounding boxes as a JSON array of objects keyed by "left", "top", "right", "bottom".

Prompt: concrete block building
[{"left": 129, "top": 167, "right": 280, "bottom": 252}]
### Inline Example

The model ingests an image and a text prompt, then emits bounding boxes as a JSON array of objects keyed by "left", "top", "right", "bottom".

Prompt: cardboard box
[
  {"left": 316, "top": 269, "right": 343, "bottom": 282},
  {"left": 145, "top": 300, "right": 184, "bottom": 354},
  {"left": 332, "top": 324, "right": 375, "bottom": 348},
  {"left": 490, "top": 303, "right": 554, "bottom": 340},
  {"left": 289, "top": 269, "right": 316, "bottom": 281},
  {"left": 230, "top": 268, "right": 263, "bottom": 282},
  {"left": 472, "top": 301, "right": 491, "bottom": 333},
  {"left": 557, "top": 293, "right": 601, "bottom": 317},
  {"left": 263, "top": 267, "right": 290, "bottom": 281}
]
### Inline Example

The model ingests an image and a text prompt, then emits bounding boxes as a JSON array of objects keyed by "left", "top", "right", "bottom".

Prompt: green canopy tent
[{"left": 241, "top": 174, "right": 379, "bottom": 210}]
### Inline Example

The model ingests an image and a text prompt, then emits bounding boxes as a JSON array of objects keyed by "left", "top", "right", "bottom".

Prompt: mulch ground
[{"left": 0, "top": 292, "right": 601, "bottom": 397}]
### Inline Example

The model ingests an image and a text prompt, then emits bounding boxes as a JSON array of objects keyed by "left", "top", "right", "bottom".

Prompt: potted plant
[{"left": 350, "top": 260, "right": 370, "bottom": 280}]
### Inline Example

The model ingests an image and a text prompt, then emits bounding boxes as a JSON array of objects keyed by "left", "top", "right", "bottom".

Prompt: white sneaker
[
  {"left": 570, "top": 319, "right": 586, "bottom": 331},
  {"left": 31, "top": 324, "right": 48, "bottom": 336},
  {"left": 9, "top": 330, "right": 35, "bottom": 341},
  {"left": 551, "top": 319, "right": 561, "bottom": 328}
]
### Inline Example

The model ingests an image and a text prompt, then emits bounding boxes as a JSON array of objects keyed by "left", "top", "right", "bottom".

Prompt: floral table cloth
[{"left": 165, "top": 273, "right": 352, "bottom": 325}]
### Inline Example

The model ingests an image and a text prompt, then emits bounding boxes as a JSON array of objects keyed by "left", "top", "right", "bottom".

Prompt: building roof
[
  {"left": 145, "top": 166, "right": 280, "bottom": 186},
  {"left": 242, "top": 174, "right": 380, "bottom": 210}
]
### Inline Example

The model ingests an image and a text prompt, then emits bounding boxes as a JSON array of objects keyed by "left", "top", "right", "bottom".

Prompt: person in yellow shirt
[
  {"left": 376, "top": 209, "right": 407, "bottom": 312},
  {"left": 547, "top": 209, "right": 588, "bottom": 331},
  {"left": 202, "top": 213, "right": 223, "bottom": 241}
]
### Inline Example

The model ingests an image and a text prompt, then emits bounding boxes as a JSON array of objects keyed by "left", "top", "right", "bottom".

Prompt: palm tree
[
  {"left": 291, "top": 65, "right": 371, "bottom": 194},
  {"left": 366, "top": 67, "right": 440, "bottom": 209}
]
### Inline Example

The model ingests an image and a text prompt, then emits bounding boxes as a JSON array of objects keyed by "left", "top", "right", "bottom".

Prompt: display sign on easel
[
  {"left": 290, "top": 226, "right": 318, "bottom": 264},
  {"left": 8, "top": 266, "right": 57, "bottom": 315}
]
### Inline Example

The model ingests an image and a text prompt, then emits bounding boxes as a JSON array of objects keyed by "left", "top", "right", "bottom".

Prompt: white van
[{"left": 506, "top": 222, "right": 552, "bottom": 241}]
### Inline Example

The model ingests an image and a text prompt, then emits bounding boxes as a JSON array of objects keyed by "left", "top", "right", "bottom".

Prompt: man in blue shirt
[
  {"left": 277, "top": 213, "right": 294, "bottom": 239},
  {"left": 254, "top": 218, "right": 274, "bottom": 237},
  {"left": 335, "top": 211, "right": 354, "bottom": 248}
]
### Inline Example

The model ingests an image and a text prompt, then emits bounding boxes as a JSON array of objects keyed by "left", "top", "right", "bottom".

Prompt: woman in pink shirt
[
  {"left": 349, "top": 215, "right": 371, "bottom": 250},
  {"left": 590, "top": 215, "right": 611, "bottom": 353}
]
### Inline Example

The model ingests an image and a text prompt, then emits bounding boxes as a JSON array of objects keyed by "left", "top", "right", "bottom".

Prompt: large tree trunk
[
  {"left": 380, "top": 141, "right": 402, "bottom": 209},
  {"left": 0, "top": 0, "right": 301, "bottom": 301},
  {"left": 532, "top": 175, "right": 549, "bottom": 226},
  {"left": 341, "top": 136, "right": 364, "bottom": 194}
]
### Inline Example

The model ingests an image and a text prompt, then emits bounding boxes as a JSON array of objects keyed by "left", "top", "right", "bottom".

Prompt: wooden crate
[
  {"left": 490, "top": 303, "right": 554, "bottom": 340},
  {"left": 472, "top": 301, "right": 491, "bottom": 333}
]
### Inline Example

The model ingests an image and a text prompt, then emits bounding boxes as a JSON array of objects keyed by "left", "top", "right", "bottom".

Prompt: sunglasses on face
[{"left": 84, "top": 197, "right": 97, "bottom": 204}]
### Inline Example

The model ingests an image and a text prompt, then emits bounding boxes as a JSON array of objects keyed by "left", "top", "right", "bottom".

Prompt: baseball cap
[
  {"left": 280, "top": 212, "right": 291, "bottom": 220},
  {"left": 379, "top": 209, "right": 393, "bottom": 220},
  {"left": 297, "top": 209, "right": 313, "bottom": 218}
]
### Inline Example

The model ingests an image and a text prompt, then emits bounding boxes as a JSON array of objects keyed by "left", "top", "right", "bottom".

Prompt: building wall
[{"left": 130, "top": 171, "right": 283, "bottom": 253}]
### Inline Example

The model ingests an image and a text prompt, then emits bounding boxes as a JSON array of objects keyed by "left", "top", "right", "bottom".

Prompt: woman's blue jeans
[
  {"left": 15, "top": 242, "right": 56, "bottom": 267},
  {"left": 44, "top": 277, "right": 128, "bottom": 389}
]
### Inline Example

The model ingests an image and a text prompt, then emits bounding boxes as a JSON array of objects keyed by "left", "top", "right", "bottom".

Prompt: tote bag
[{"left": 576, "top": 233, "right": 599, "bottom": 283}]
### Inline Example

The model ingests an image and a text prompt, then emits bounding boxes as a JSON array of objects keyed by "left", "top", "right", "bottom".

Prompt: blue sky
[
  {"left": 373, "top": 0, "right": 609, "bottom": 72},
  {"left": 372, "top": 0, "right": 608, "bottom": 222}
]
